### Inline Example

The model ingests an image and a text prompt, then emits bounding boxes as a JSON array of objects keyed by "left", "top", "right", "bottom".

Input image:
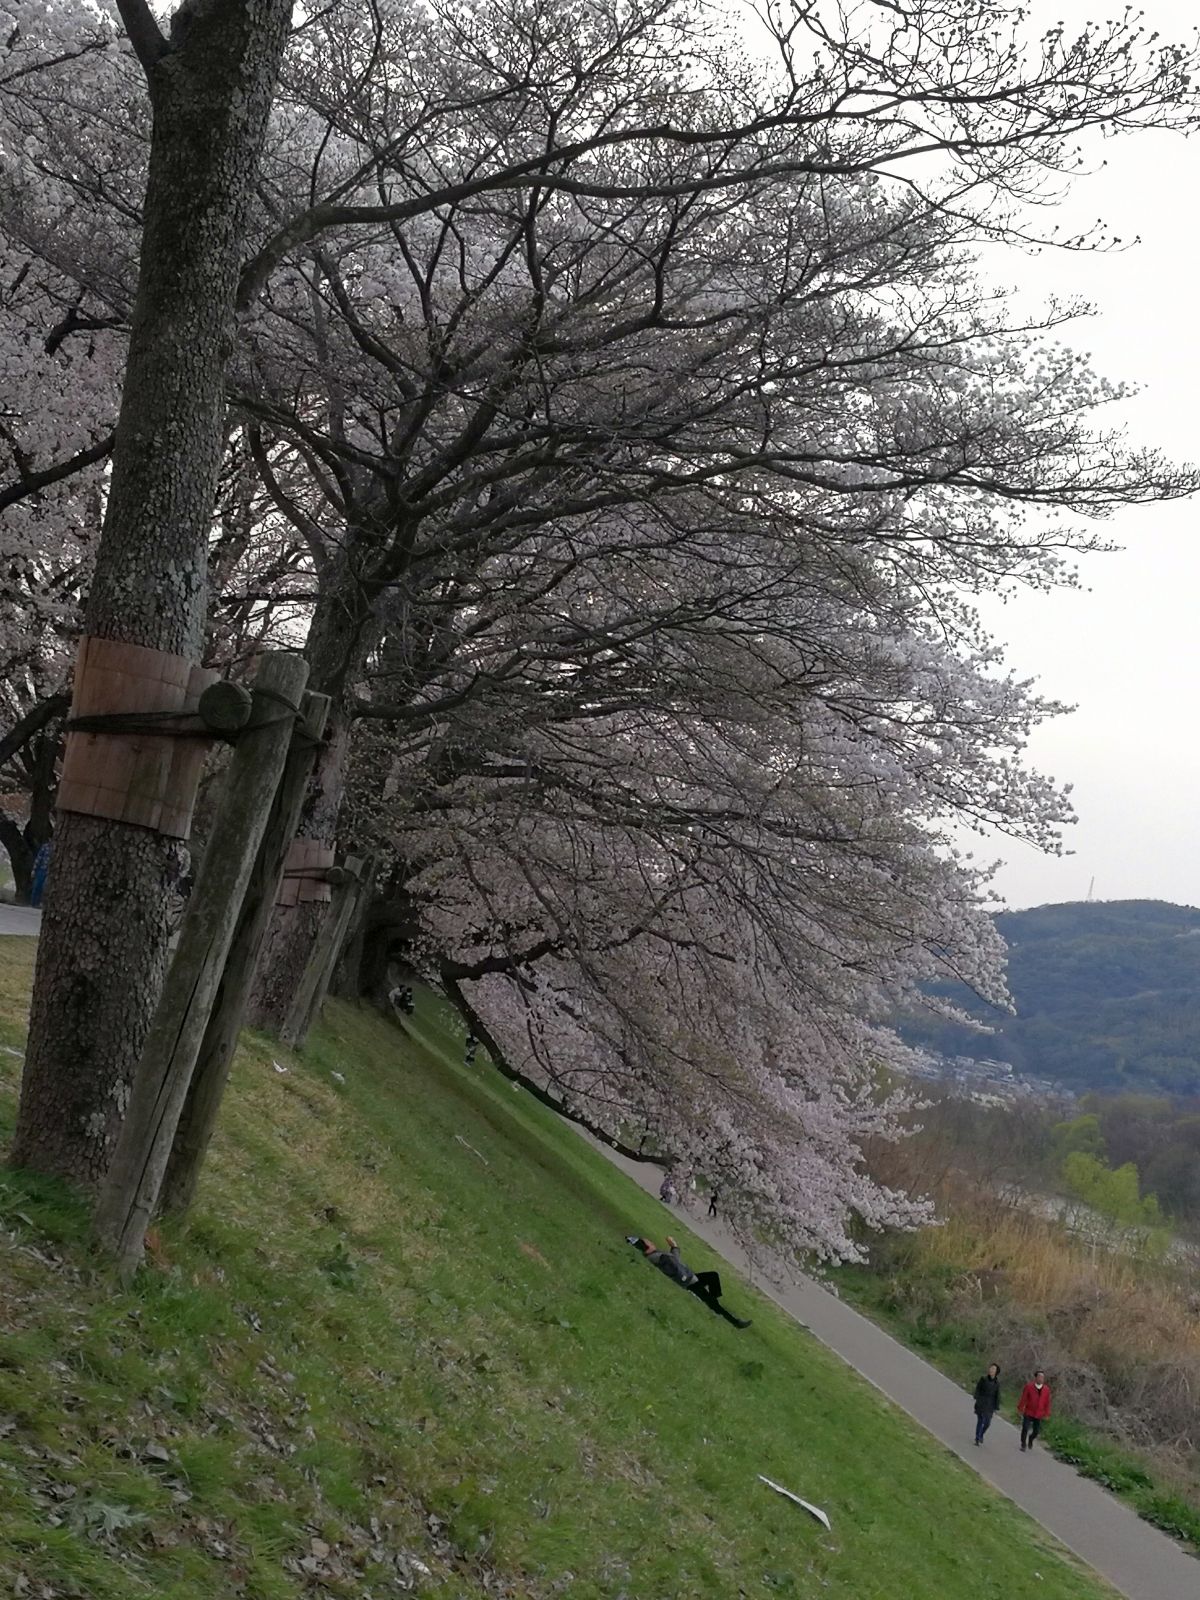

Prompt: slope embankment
[{"left": 0, "top": 938, "right": 1122, "bottom": 1598}]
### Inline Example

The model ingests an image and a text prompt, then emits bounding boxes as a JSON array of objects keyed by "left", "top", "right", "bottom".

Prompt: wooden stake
[
  {"left": 94, "top": 653, "right": 310, "bottom": 1276},
  {"left": 280, "top": 852, "right": 376, "bottom": 1049},
  {"left": 158, "top": 689, "right": 330, "bottom": 1216}
]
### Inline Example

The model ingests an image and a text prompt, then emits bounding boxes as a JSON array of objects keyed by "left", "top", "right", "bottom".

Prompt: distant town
[{"left": 906, "top": 1050, "right": 1075, "bottom": 1106}]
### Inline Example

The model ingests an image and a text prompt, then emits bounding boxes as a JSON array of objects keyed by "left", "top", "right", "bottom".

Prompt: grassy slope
[{"left": 0, "top": 937, "right": 1113, "bottom": 1600}]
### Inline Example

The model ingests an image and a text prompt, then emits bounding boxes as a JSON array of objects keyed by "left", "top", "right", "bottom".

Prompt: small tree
[{"left": 1062, "top": 1150, "right": 1166, "bottom": 1259}]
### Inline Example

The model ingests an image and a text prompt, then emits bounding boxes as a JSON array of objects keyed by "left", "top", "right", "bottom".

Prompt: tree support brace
[
  {"left": 93, "top": 652, "right": 311, "bottom": 1278},
  {"left": 280, "top": 852, "right": 377, "bottom": 1049},
  {"left": 276, "top": 836, "right": 334, "bottom": 904},
  {"left": 56, "top": 635, "right": 254, "bottom": 838}
]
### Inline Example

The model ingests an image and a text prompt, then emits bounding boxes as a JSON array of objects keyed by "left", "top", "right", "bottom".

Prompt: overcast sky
[{"left": 933, "top": 2, "right": 1200, "bottom": 912}]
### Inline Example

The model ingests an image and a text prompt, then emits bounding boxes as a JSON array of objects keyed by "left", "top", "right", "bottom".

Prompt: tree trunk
[
  {"left": 11, "top": 0, "right": 293, "bottom": 1188},
  {"left": 247, "top": 541, "right": 378, "bottom": 1030},
  {"left": 24, "top": 729, "right": 61, "bottom": 861},
  {"left": 0, "top": 696, "right": 68, "bottom": 902},
  {"left": 354, "top": 879, "right": 421, "bottom": 1003},
  {"left": 0, "top": 816, "right": 34, "bottom": 903}
]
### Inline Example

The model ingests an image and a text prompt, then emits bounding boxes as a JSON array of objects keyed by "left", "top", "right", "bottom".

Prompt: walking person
[
  {"left": 1018, "top": 1370, "right": 1052, "bottom": 1451},
  {"left": 659, "top": 1174, "right": 678, "bottom": 1206},
  {"left": 625, "top": 1234, "right": 752, "bottom": 1328},
  {"left": 29, "top": 840, "right": 52, "bottom": 909},
  {"left": 707, "top": 1187, "right": 721, "bottom": 1220},
  {"left": 973, "top": 1363, "right": 1001, "bottom": 1446}
]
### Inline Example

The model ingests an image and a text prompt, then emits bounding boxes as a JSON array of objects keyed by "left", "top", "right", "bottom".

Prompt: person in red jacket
[{"left": 1017, "top": 1370, "right": 1052, "bottom": 1450}]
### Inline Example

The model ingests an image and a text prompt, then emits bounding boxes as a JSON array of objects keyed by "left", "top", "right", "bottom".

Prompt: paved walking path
[
  {"left": 0, "top": 905, "right": 40, "bottom": 935},
  {"left": 598, "top": 1141, "right": 1198, "bottom": 1600}
]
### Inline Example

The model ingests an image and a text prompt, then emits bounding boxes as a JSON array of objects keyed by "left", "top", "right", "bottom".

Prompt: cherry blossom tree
[
  {"left": 3, "top": 0, "right": 1199, "bottom": 1253},
  {"left": 238, "top": 0, "right": 1200, "bottom": 1043},
  {"left": 331, "top": 486, "right": 1065, "bottom": 1255}
]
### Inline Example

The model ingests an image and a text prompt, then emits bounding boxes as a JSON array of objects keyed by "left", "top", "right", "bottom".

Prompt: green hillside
[
  {"left": 0, "top": 938, "right": 1111, "bottom": 1599},
  {"left": 901, "top": 900, "right": 1200, "bottom": 1093}
]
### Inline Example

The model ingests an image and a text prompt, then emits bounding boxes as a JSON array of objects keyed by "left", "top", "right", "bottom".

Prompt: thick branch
[
  {"left": 438, "top": 970, "right": 670, "bottom": 1167},
  {"left": 0, "top": 434, "right": 115, "bottom": 514},
  {"left": 440, "top": 937, "right": 561, "bottom": 983},
  {"left": 0, "top": 693, "right": 70, "bottom": 772},
  {"left": 114, "top": 0, "right": 168, "bottom": 73}
]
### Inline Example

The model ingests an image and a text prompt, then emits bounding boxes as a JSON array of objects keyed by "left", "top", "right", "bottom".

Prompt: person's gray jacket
[{"left": 647, "top": 1243, "right": 697, "bottom": 1287}]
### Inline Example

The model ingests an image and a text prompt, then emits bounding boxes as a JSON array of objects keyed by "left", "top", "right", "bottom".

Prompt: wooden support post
[
  {"left": 316, "top": 851, "right": 377, "bottom": 1022},
  {"left": 280, "top": 852, "right": 376, "bottom": 1050},
  {"left": 158, "top": 689, "right": 330, "bottom": 1216},
  {"left": 93, "top": 653, "right": 310, "bottom": 1276}
]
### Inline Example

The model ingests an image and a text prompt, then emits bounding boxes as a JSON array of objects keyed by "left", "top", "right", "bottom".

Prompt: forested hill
[{"left": 900, "top": 900, "right": 1200, "bottom": 1094}]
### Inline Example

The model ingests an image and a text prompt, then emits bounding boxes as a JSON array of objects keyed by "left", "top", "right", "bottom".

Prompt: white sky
[{"left": 968, "top": 6, "right": 1200, "bottom": 912}]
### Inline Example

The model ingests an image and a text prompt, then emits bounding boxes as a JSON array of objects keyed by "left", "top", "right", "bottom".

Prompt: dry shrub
[{"left": 902, "top": 1192, "right": 1200, "bottom": 1466}]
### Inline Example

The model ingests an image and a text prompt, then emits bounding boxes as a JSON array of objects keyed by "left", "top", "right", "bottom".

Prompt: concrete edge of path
[{"left": 0, "top": 907, "right": 41, "bottom": 936}]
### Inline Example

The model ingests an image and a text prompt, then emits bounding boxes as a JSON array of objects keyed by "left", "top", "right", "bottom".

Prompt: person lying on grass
[{"left": 625, "top": 1234, "right": 752, "bottom": 1329}]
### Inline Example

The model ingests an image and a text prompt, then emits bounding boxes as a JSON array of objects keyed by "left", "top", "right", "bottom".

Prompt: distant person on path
[
  {"left": 973, "top": 1363, "right": 1001, "bottom": 1446},
  {"left": 659, "top": 1174, "right": 677, "bottom": 1205},
  {"left": 625, "top": 1234, "right": 751, "bottom": 1328},
  {"left": 29, "top": 841, "right": 52, "bottom": 908},
  {"left": 707, "top": 1187, "right": 720, "bottom": 1220},
  {"left": 1018, "top": 1370, "right": 1052, "bottom": 1451}
]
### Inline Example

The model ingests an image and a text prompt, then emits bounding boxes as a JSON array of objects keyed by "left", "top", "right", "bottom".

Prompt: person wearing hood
[
  {"left": 973, "top": 1363, "right": 1001, "bottom": 1446},
  {"left": 625, "top": 1234, "right": 751, "bottom": 1328}
]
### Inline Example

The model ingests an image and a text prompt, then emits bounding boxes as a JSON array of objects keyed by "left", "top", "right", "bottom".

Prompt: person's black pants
[
  {"left": 974, "top": 1411, "right": 994, "bottom": 1445},
  {"left": 1021, "top": 1415, "right": 1042, "bottom": 1448},
  {"left": 688, "top": 1271, "right": 742, "bottom": 1325}
]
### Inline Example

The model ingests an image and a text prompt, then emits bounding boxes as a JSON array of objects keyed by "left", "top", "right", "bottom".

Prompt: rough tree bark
[{"left": 11, "top": 0, "right": 294, "bottom": 1187}]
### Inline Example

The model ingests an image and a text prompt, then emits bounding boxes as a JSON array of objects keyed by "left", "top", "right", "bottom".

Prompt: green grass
[
  {"left": 832, "top": 1258, "right": 1200, "bottom": 1554},
  {"left": 0, "top": 937, "right": 1117, "bottom": 1598}
]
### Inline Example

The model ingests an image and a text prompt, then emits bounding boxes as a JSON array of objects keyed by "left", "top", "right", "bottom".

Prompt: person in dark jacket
[
  {"left": 626, "top": 1234, "right": 751, "bottom": 1328},
  {"left": 973, "top": 1363, "right": 1001, "bottom": 1445},
  {"left": 1018, "top": 1370, "right": 1052, "bottom": 1450}
]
